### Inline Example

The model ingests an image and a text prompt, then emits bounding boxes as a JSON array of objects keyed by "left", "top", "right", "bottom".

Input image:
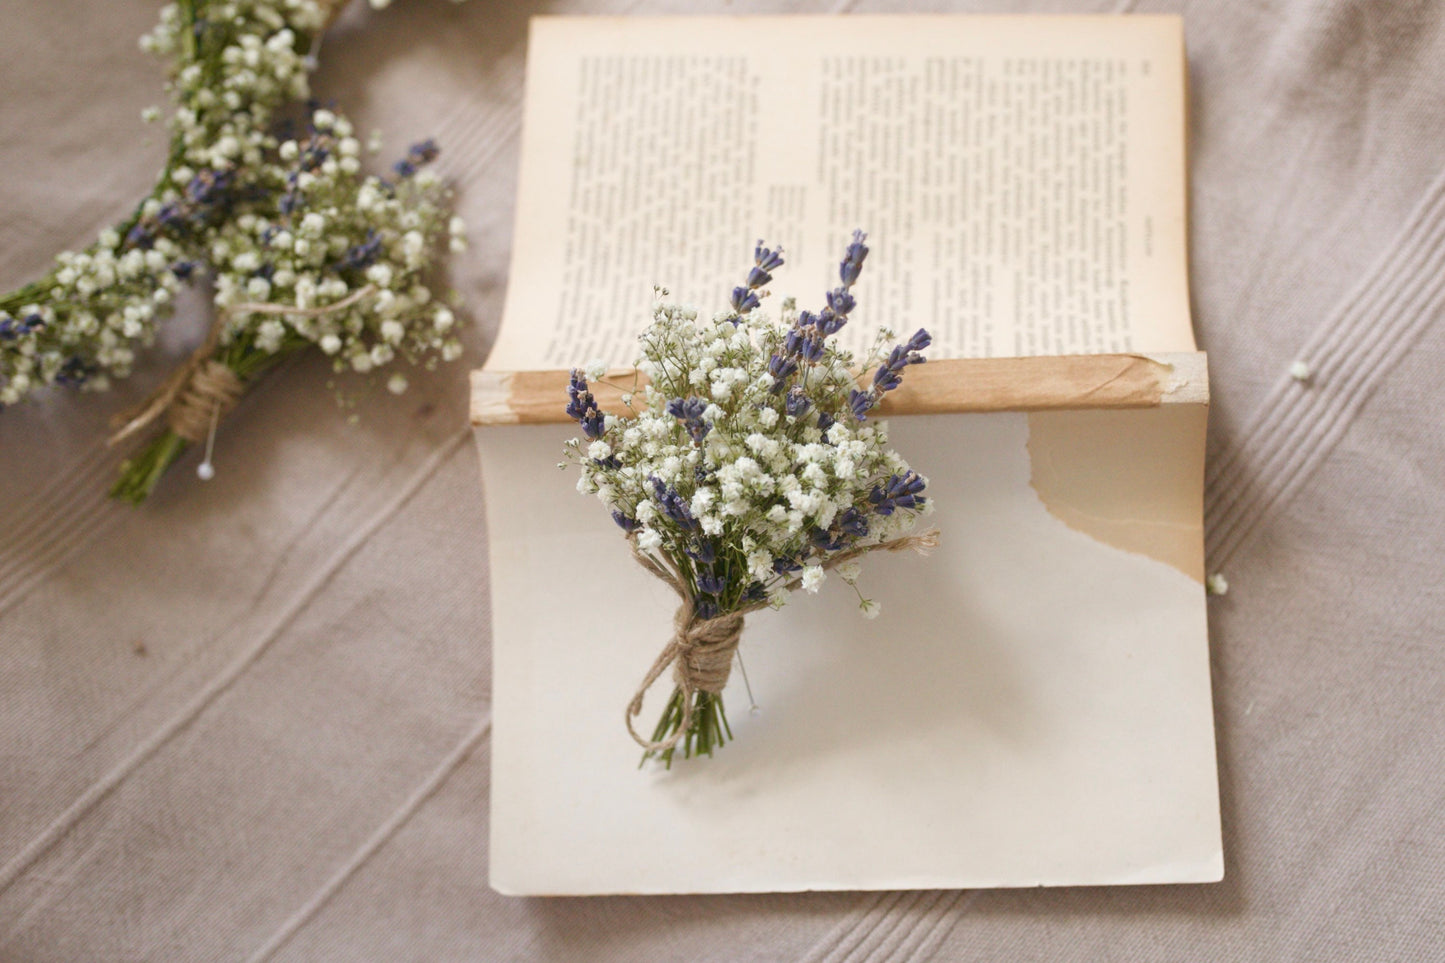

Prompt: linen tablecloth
[{"left": 2, "top": 0, "right": 1442, "bottom": 959}]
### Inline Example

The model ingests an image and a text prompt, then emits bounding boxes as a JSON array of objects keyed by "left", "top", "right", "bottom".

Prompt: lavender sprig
[
  {"left": 730, "top": 241, "right": 785, "bottom": 317},
  {"left": 848, "top": 328, "right": 932, "bottom": 421},
  {"left": 767, "top": 230, "right": 872, "bottom": 394}
]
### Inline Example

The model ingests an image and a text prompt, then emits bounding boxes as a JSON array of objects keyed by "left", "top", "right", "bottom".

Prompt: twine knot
[
  {"left": 166, "top": 359, "right": 245, "bottom": 443},
  {"left": 626, "top": 605, "right": 745, "bottom": 753},
  {"left": 672, "top": 608, "right": 743, "bottom": 694}
]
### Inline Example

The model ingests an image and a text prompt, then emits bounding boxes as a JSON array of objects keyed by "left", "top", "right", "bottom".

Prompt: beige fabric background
[{"left": 2, "top": 0, "right": 1442, "bottom": 959}]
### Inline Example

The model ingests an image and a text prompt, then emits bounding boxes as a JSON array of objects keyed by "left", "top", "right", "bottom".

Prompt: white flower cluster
[
  {"left": 0, "top": 230, "right": 186, "bottom": 403},
  {"left": 1, "top": 0, "right": 464, "bottom": 408},
  {"left": 207, "top": 109, "right": 463, "bottom": 382},
  {"left": 567, "top": 268, "right": 932, "bottom": 620}
]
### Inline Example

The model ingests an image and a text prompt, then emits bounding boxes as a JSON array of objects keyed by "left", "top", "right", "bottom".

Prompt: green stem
[
  {"left": 107, "top": 333, "right": 305, "bottom": 504},
  {"left": 640, "top": 687, "right": 732, "bottom": 769},
  {"left": 111, "top": 431, "right": 190, "bottom": 504}
]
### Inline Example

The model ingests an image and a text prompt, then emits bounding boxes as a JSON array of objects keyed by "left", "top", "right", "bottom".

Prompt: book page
[
  {"left": 480, "top": 407, "right": 1220, "bottom": 895},
  {"left": 487, "top": 14, "right": 1195, "bottom": 371}
]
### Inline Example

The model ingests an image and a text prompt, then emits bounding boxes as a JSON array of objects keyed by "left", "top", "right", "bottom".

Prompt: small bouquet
[
  {"left": 564, "top": 233, "right": 937, "bottom": 766},
  {"left": 0, "top": 0, "right": 466, "bottom": 502}
]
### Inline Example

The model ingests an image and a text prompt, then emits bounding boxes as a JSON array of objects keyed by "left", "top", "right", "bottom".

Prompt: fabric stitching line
[
  {"left": 454, "top": 115, "right": 524, "bottom": 191},
  {"left": 1203, "top": 185, "right": 1445, "bottom": 520},
  {"left": 1202, "top": 168, "right": 1445, "bottom": 505},
  {"left": 1207, "top": 264, "right": 1445, "bottom": 562},
  {"left": 0, "top": 429, "right": 468, "bottom": 897},
  {"left": 1203, "top": 167, "right": 1445, "bottom": 495},
  {"left": 853, "top": 889, "right": 949, "bottom": 963},
  {"left": 1206, "top": 230, "right": 1445, "bottom": 563},
  {"left": 807, "top": 890, "right": 905, "bottom": 963},
  {"left": 1210, "top": 287, "right": 1444, "bottom": 567},
  {"left": 0, "top": 443, "right": 117, "bottom": 588},
  {"left": 436, "top": 88, "right": 522, "bottom": 182},
  {"left": 1202, "top": 167, "right": 1445, "bottom": 561},
  {"left": 822, "top": 889, "right": 934, "bottom": 963},
  {"left": 1205, "top": 256, "right": 1445, "bottom": 559},
  {"left": 884, "top": 889, "right": 967, "bottom": 963},
  {"left": 0, "top": 343, "right": 313, "bottom": 615},
  {"left": 0, "top": 514, "right": 125, "bottom": 624},
  {"left": 802, "top": 891, "right": 893, "bottom": 963},
  {"left": 0, "top": 365, "right": 288, "bottom": 614},
  {"left": 901, "top": 890, "right": 979, "bottom": 963},
  {"left": 834, "top": 895, "right": 915, "bottom": 963},
  {"left": 245, "top": 712, "right": 493, "bottom": 963}
]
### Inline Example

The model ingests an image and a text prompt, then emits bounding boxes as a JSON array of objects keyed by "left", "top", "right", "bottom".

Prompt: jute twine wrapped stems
[
  {"left": 107, "top": 285, "right": 375, "bottom": 449},
  {"left": 625, "top": 528, "right": 940, "bottom": 756}
]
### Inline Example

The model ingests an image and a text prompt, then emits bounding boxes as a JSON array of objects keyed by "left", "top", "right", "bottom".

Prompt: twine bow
[{"left": 624, "top": 528, "right": 941, "bottom": 754}]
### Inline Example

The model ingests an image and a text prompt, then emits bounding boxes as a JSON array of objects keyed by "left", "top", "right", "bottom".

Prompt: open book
[{"left": 473, "top": 14, "right": 1220, "bottom": 895}]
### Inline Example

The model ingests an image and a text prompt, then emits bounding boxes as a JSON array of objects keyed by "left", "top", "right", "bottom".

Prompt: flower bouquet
[
  {"left": 564, "top": 233, "right": 937, "bottom": 766},
  {"left": 0, "top": 0, "right": 466, "bottom": 502}
]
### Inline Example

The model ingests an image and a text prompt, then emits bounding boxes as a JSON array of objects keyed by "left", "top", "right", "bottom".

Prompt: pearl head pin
[{"left": 197, "top": 399, "right": 221, "bottom": 482}]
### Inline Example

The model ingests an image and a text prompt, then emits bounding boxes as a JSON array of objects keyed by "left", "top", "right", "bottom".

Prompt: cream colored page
[
  {"left": 479, "top": 411, "right": 1220, "bottom": 895},
  {"left": 487, "top": 14, "right": 1194, "bottom": 372}
]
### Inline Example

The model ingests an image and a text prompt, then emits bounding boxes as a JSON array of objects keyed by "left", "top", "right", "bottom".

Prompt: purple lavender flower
[
  {"left": 839, "top": 229, "right": 869, "bottom": 286},
  {"left": 696, "top": 573, "right": 726, "bottom": 596},
  {"left": 869, "top": 470, "right": 928, "bottom": 516},
  {"left": 340, "top": 230, "right": 384, "bottom": 271},
  {"left": 767, "top": 353, "right": 798, "bottom": 392},
  {"left": 768, "top": 232, "right": 873, "bottom": 396},
  {"left": 852, "top": 328, "right": 931, "bottom": 420},
  {"left": 565, "top": 369, "right": 606, "bottom": 439},
  {"left": 666, "top": 395, "right": 711, "bottom": 444},
  {"left": 848, "top": 388, "right": 874, "bottom": 421},
  {"left": 54, "top": 356, "right": 93, "bottom": 388},
  {"left": 684, "top": 538, "right": 717, "bottom": 564},
  {"left": 0, "top": 313, "right": 43, "bottom": 341},
  {"left": 771, "top": 554, "right": 802, "bottom": 575},
  {"left": 649, "top": 476, "right": 700, "bottom": 530},
  {"left": 125, "top": 223, "right": 155, "bottom": 250},
  {"left": 754, "top": 241, "right": 784, "bottom": 273},
  {"left": 798, "top": 332, "right": 825, "bottom": 363},
  {"left": 611, "top": 510, "right": 642, "bottom": 533},
  {"left": 784, "top": 387, "right": 811, "bottom": 417},
  {"left": 390, "top": 142, "right": 439, "bottom": 180},
  {"left": 728, "top": 240, "right": 786, "bottom": 321},
  {"left": 824, "top": 287, "right": 856, "bottom": 318},
  {"left": 730, "top": 288, "right": 761, "bottom": 314},
  {"left": 838, "top": 507, "right": 869, "bottom": 538}
]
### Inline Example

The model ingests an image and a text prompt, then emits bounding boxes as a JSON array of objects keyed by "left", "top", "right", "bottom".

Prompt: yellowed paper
[{"left": 489, "top": 14, "right": 1194, "bottom": 371}]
